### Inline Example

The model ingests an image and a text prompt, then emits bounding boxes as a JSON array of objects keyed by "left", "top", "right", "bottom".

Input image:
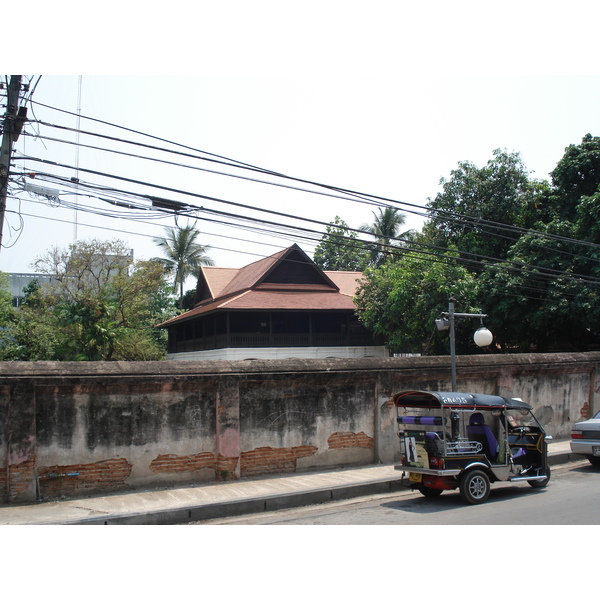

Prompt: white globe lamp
[{"left": 473, "top": 326, "right": 493, "bottom": 347}]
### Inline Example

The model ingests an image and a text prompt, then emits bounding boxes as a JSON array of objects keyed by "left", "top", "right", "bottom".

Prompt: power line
[
  {"left": 12, "top": 165, "right": 600, "bottom": 297},
  {"left": 10, "top": 91, "right": 600, "bottom": 307},
  {"left": 24, "top": 112, "right": 600, "bottom": 258}
]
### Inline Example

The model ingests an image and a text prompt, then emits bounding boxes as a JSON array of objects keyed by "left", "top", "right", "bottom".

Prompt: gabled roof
[
  {"left": 195, "top": 266, "right": 238, "bottom": 302},
  {"left": 195, "top": 244, "right": 340, "bottom": 306},
  {"left": 159, "top": 244, "right": 362, "bottom": 328}
]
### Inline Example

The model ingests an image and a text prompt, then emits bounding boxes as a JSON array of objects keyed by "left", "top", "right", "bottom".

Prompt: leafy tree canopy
[
  {"left": 356, "top": 137, "right": 600, "bottom": 354},
  {"left": 423, "top": 149, "right": 539, "bottom": 262},
  {"left": 0, "top": 239, "right": 176, "bottom": 361},
  {"left": 313, "top": 216, "right": 370, "bottom": 271},
  {"left": 354, "top": 249, "right": 480, "bottom": 354}
]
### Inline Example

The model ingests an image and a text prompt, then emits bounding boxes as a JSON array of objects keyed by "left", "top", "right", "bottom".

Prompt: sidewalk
[{"left": 0, "top": 440, "right": 580, "bottom": 525}]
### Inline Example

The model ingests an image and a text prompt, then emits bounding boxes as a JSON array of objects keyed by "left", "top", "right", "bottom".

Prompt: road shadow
[
  {"left": 381, "top": 483, "right": 551, "bottom": 514},
  {"left": 569, "top": 463, "right": 600, "bottom": 474}
]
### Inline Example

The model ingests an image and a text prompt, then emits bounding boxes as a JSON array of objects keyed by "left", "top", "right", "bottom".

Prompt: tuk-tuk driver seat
[{"left": 467, "top": 412, "right": 499, "bottom": 461}]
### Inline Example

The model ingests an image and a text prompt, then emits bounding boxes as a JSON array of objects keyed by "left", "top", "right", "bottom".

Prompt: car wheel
[
  {"left": 418, "top": 485, "right": 443, "bottom": 498},
  {"left": 588, "top": 457, "right": 600, "bottom": 467},
  {"left": 459, "top": 469, "right": 490, "bottom": 504},
  {"left": 528, "top": 466, "right": 551, "bottom": 488}
]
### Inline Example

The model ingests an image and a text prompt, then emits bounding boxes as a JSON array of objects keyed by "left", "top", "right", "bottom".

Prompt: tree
[
  {"left": 478, "top": 220, "right": 600, "bottom": 352},
  {"left": 313, "top": 216, "right": 370, "bottom": 271},
  {"left": 354, "top": 249, "right": 480, "bottom": 354},
  {"left": 423, "top": 149, "right": 538, "bottom": 264},
  {"left": 8, "top": 239, "right": 176, "bottom": 361},
  {"left": 359, "top": 206, "right": 410, "bottom": 266},
  {"left": 549, "top": 134, "right": 600, "bottom": 220},
  {"left": 348, "top": 139, "right": 600, "bottom": 356},
  {"left": 153, "top": 223, "right": 214, "bottom": 309}
]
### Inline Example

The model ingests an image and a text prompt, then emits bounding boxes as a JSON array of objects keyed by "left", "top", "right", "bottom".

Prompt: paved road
[{"left": 193, "top": 459, "right": 600, "bottom": 525}]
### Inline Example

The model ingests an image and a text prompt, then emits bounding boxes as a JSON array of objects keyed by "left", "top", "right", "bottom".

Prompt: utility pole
[{"left": 0, "top": 75, "right": 27, "bottom": 255}]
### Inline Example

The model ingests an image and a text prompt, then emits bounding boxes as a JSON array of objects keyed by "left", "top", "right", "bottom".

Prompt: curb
[
  {"left": 65, "top": 478, "right": 408, "bottom": 525},
  {"left": 61, "top": 451, "right": 577, "bottom": 525}
]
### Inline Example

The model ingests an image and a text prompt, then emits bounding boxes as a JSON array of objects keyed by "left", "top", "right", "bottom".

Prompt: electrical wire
[
  {"left": 7, "top": 93, "right": 600, "bottom": 312},
  {"left": 16, "top": 161, "right": 600, "bottom": 292},
  {"left": 23, "top": 113, "right": 600, "bottom": 259},
  {"left": 11, "top": 176, "right": 600, "bottom": 304}
]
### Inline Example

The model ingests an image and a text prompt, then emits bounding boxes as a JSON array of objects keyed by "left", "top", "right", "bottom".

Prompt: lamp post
[{"left": 435, "top": 297, "right": 493, "bottom": 392}]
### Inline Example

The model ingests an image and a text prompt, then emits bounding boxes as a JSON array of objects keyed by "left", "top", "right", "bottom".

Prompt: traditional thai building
[{"left": 158, "top": 244, "right": 387, "bottom": 360}]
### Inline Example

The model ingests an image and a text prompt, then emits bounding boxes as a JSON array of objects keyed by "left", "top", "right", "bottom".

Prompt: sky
[{"left": 3, "top": 2, "right": 600, "bottom": 292}]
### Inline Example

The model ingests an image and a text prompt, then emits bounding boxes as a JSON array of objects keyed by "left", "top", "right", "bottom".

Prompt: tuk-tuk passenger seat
[{"left": 467, "top": 412, "right": 499, "bottom": 461}]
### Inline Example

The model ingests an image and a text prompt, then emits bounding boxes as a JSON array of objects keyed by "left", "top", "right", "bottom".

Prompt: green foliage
[
  {"left": 313, "top": 216, "right": 370, "bottom": 271},
  {"left": 356, "top": 137, "right": 600, "bottom": 354},
  {"left": 181, "top": 288, "right": 197, "bottom": 311},
  {"left": 424, "top": 149, "right": 536, "bottom": 262},
  {"left": 153, "top": 223, "right": 214, "bottom": 308},
  {"left": 359, "top": 207, "right": 411, "bottom": 266},
  {"left": 354, "top": 250, "right": 480, "bottom": 354},
  {"left": 480, "top": 218, "right": 600, "bottom": 352},
  {"left": 1, "top": 239, "right": 176, "bottom": 361},
  {"left": 550, "top": 133, "right": 600, "bottom": 219}
]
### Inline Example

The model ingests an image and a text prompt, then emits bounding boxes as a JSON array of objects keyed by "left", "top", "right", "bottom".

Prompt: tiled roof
[
  {"left": 158, "top": 244, "right": 364, "bottom": 328},
  {"left": 218, "top": 249, "right": 286, "bottom": 297},
  {"left": 324, "top": 271, "right": 364, "bottom": 296},
  {"left": 159, "top": 289, "right": 357, "bottom": 327},
  {"left": 199, "top": 266, "right": 238, "bottom": 299}
]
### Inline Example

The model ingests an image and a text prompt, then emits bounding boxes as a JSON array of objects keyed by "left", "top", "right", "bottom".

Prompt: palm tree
[
  {"left": 153, "top": 224, "right": 214, "bottom": 309},
  {"left": 359, "top": 207, "right": 410, "bottom": 266}
]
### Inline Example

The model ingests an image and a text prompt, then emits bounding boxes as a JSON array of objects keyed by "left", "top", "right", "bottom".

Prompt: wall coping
[{"left": 1, "top": 351, "right": 599, "bottom": 379}]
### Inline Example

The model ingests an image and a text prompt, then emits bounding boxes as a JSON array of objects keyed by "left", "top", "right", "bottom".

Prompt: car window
[{"left": 593, "top": 410, "right": 600, "bottom": 420}]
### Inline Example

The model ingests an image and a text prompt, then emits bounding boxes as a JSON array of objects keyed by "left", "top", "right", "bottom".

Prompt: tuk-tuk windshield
[{"left": 505, "top": 407, "right": 542, "bottom": 431}]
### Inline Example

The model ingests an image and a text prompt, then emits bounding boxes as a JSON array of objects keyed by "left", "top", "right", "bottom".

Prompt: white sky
[{"left": 3, "top": 1, "right": 600, "bottom": 292}]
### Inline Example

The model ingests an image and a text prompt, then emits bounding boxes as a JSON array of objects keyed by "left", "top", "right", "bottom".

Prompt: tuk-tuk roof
[{"left": 393, "top": 390, "right": 532, "bottom": 410}]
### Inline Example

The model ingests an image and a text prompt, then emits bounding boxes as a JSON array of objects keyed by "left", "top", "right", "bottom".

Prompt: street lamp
[{"left": 436, "top": 297, "right": 493, "bottom": 392}]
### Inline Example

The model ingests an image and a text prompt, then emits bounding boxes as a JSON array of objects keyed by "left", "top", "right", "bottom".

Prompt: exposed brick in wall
[
  {"left": 148, "top": 452, "right": 239, "bottom": 480},
  {"left": 1, "top": 458, "right": 36, "bottom": 503},
  {"left": 150, "top": 452, "right": 216, "bottom": 474},
  {"left": 240, "top": 445, "right": 318, "bottom": 477},
  {"left": 37, "top": 458, "right": 132, "bottom": 500},
  {"left": 327, "top": 431, "right": 374, "bottom": 449},
  {"left": 216, "top": 455, "right": 239, "bottom": 480}
]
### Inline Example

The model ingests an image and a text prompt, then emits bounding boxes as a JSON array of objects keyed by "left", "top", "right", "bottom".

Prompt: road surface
[{"left": 192, "top": 459, "right": 599, "bottom": 525}]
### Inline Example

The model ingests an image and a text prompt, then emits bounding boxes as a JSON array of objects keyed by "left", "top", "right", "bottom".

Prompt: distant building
[
  {"left": 6, "top": 248, "right": 134, "bottom": 306},
  {"left": 8, "top": 273, "right": 56, "bottom": 306},
  {"left": 158, "top": 244, "right": 388, "bottom": 361}
]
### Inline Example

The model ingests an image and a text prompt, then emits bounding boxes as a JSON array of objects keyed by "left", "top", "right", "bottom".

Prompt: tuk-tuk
[{"left": 393, "top": 390, "right": 552, "bottom": 504}]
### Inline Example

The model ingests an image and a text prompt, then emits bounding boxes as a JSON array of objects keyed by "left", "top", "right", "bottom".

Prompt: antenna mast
[{"left": 74, "top": 75, "right": 82, "bottom": 242}]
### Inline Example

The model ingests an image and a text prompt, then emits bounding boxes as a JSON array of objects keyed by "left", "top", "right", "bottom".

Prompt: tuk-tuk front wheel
[
  {"left": 528, "top": 466, "right": 551, "bottom": 488},
  {"left": 459, "top": 469, "right": 491, "bottom": 504}
]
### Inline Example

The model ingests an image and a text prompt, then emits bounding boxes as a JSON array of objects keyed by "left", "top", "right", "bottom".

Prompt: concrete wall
[{"left": 1, "top": 352, "right": 598, "bottom": 503}]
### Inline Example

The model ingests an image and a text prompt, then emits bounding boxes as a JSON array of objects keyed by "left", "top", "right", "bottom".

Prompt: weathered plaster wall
[{"left": 1, "top": 352, "right": 598, "bottom": 503}]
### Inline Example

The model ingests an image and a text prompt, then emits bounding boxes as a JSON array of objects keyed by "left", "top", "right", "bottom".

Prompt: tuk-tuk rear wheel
[
  {"left": 418, "top": 485, "right": 443, "bottom": 498},
  {"left": 459, "top": 469, "right": 491, "bottom": 504}
]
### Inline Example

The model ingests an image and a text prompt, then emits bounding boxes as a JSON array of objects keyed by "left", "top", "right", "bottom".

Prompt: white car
[{"left": 570, "top": 410, "right": 600, "bottom": 466}]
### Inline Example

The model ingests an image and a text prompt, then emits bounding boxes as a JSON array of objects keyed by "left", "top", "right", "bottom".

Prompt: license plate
[
  {"left": 593, "top": 446, "right": 600, "bottom": 457},
  {"left": 409, "top": 472, "right": 422, "bottom": 482}
]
